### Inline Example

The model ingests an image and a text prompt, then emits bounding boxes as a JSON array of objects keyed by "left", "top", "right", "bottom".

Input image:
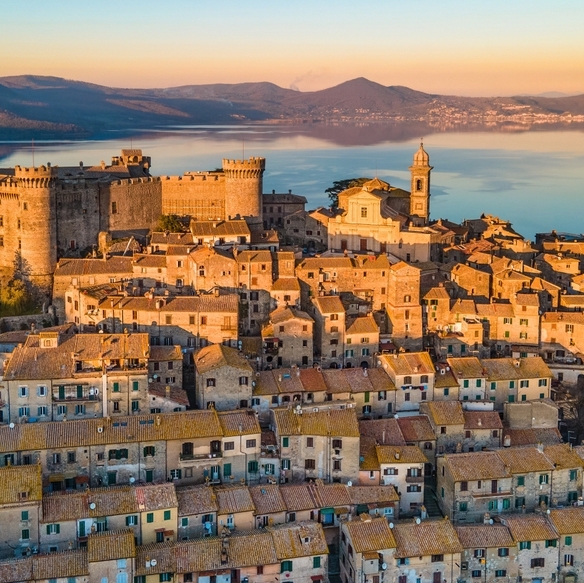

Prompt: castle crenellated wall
[{"left": 0, "top": 152, "right": 267, "bottom": 298}]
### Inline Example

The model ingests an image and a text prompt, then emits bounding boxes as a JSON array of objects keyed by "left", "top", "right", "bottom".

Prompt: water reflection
[{"left": 1, "top": 123, "right": 583, "bottom": 239}]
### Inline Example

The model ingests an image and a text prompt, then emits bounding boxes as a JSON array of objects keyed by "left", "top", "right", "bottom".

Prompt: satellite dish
[
  {"left": 389, "top": 522, "right": 394, "bottom": 529},
  {"left": 381, "top": 563, "right": 388, "bottom": 570},
  {"left": 129, "top": 477, "right": 135, "bottom": 483},
  {"left": 150, "top": 559, "right": 157, "bottom": 567},
  {"left": 546, "top": 509, "right": 551, "bottom": 514},
  {"left": 89, "top": 503, "right": 96, "bottom": 510},
  {"left": 296, "top": 404, "right": 301, "bottom": 410},
  {"left": 9, "top": 423, "right": 15, "bottom": 429},
  {"left": 489, "top": 519, "right": 494, "bottom": 525},
  {"left": 347, "top": 481, "right": 352, "bottom": 487},
  {"left": 415, "top": 518, "right": 421, "bottom": 525}
]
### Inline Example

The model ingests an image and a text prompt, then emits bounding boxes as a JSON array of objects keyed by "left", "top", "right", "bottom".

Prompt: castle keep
[{"left": 0, "top": 151, "right": 265, "bottom": 292}]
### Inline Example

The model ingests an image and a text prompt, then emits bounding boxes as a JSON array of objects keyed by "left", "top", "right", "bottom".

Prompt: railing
[
  {"left": 405, "top": 475, "right": 424, "bottom": 483},
  {"left": 180, "top": 451, "right": 223, "bottom": 461}
]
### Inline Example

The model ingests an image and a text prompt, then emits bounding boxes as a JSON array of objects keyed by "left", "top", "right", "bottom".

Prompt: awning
[
  {"left": 363, "top": 551, "right": 380, "bottom": 561},
  {"left": 356, "top": 504, "right": 369, "bottom": 514},
  {"left": 334, "top": 507, "right": 349, "bottom": 515},
  {"left": 76, "top": 476, "right": 90, "bottom": 484},
  {"left": 311, "top": 576, "right": 323, "bottom": 581},
  {"left": 49, "top": 474, "right": 64, "bottom": 482},
  {"left": 64, "top": 471, "right": 78, "bottom": 479},
  {"left": 320, "top": 507, "right": 335, "bottom": 515}
]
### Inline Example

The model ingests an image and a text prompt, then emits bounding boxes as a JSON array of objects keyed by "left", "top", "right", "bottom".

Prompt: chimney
[{"left": 165, "top": 385, "right": 171, "bottom": 398}]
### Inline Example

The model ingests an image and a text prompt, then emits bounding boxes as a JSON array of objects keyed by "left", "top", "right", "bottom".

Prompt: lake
[{"left": 1, "top": 123, "right": 583, "bottom": 240}]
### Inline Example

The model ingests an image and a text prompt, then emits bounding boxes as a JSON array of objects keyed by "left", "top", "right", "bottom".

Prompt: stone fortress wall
[{"left": 0, "top": 151, "right": 265, "bottom": 296}]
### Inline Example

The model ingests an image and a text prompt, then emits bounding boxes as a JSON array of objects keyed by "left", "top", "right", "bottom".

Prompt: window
[
  {"left": 21, "top": 529, "right": 30, "bottom": 540},
  {"left": 306, "top": 437, "right": 314, "bottom": 448},
  {"left": 206, "top": 378, "right": 215, "bottom": 387},
  {"left": 146, "top": 513, "right": 154, "bottom": 523},
  {"left": 282, "top": 459, "right": 290, "bottom": 470},
  {"left": 570, "top": 469, "right": 578, "bottom": 481},
  {"left": 246, "top": 439, "right": 256, "bottom": 449},
  {"left": 519, "top": 541, "right": 531, "bottom": 550},
  {"left": 498, "top": 548, "right": 509, "bottom": 557},
  {"left": 67, "top": 451, "right": 76, "bottom": 464},
  {"left": 239, "top": 376, "right": 248, "bottom": 386},
  {"left": 463, "top": 379, "right": 469, "bottom": 388},
  {"left": 565, "top": 536, "right": 572, "bottom": 546},
  {"left": 46, "top": 523, "right": 61, "bottom": 535},
  {"left": 431, "top": 555, "right": 444, "bottom": 562},
  {"left": 530, "top": 558, "right": 545, "bottom": 568},
  {"left": 539, "top": 474, "right": 549, "bottom": 484},
  {"left": 112, "top": 382, "right": 120, "bottom": 393},
  {"left": 21, "top": 511, "right": 29, "bottom": 521},
  {"left": 460, "top": 481, "right": 468, "bottom": 491},
  {"left": 282, "top": 436, "right": 289, "bottom": 448},
  {"left": 305, "top": 459, "right": 315, "bottom": 470},
  {"left": 281, "top": 560, "right": 293, "bottom": 573},
  {"left": 495, "top": 570, "right": 506, "bottom": 578},
  {"left": 143, "top": 446, "right": 155, "bottom": 457},
  {"left": 564, "top": 554, "right": 574, "bottom": 566},
  {"left": 517, "top": 476, "right": 525, "bottom": 486},
  {"left": 126, "top": 515, "right": 138, "bottom": 526},
  {"left": 313, "top": 556, "right": 321, "bottom": 569},
  {"left": 545, "top": 539, "right": 557, "bottom": 548},
  {"left": 164, "top": 510, "right": 171, "bottom": 520},
  {"left": 471, "top": 570, "right": 481, "bottom": 578},
  {"left": 18, "top": 386, "right": 28, "bottom": 397},
  {"left": 37, "top": 406, "right": 48, "bottom": 417},
  {"left": 361, "top": 207, "right": 368, "bottom": 218},
  {"left": 520, "top": 380, "right": 529, "bottom": 388},
  {"left": 159, "top": 575, "right": 172, "bottom": 583},
  {"left": 332, "top": 439, "right": 343, "bottom": 449},
  {"left": 248, "top": 461, "right": 259, "bottom": 473},
  {"left": 224, "top": 441, "right": 235, "bottom": 451},
  {"left": 52, "top": 453, "right": 61, "bottom": 464},
  {"left": 333, "top": 460, "right": 342, "bottom": 471}
]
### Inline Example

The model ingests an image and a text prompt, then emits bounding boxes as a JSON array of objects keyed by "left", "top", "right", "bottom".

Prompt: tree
[
  {"left": 325, "top": 177, "right": 370, "bottom": 209},
  {"left": 156, "top": 214, "right": 187, "bottom": 233}
]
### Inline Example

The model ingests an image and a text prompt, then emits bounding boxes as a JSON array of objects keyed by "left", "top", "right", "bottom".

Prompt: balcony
[
  {"left": 180, "top": 451, "right": 223, "bottom": 461},
  {"left": 405, "top": 475, "right": 424, "bottom": 484}
]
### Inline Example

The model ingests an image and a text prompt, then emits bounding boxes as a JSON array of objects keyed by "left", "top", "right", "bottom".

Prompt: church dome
[{"left": 412, "top": 142, "right": 430, "bottom": 166}]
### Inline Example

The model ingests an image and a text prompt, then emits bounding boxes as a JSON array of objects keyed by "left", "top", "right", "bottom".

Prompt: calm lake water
[{"left": 1, "top": 124, "right": 583, "bottom": 240}]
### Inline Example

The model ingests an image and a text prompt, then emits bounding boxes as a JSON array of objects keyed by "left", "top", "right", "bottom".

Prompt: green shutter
[
  {"left": 113, "top": 382, "right": 120, "bottom": 392},
  {"left": 282, "top": 437, "right": 289, "bottom": 448},
  {"left": 566, "top": 536, "right": 572, "bottom": 546},
  {"left": 223, "top": 463, "right": 232, "bottom": 477},
  {"left": 133, "top": 381, "right": 139, "bottom": 392},
  {"left": 164, "top": 510, "right": 171, "bottom": 521},
  {"left": 313, "top": 557, "right": 321, "bottom": 569},
  {"left": 364, "top": 391, "right": 370, "bottom": 403},
  {"left": 58, "top": 386, "right": 65, "bottom": 400},
  {"left": 77, "top": 385, "right": 83, "bottom": 398},
  {"left": 147, "top": 513, "right": 154, "bottom": 523}
]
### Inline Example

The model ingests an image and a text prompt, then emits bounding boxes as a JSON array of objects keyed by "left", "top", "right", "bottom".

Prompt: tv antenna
[{"left": 32, "top": 138, "right": 35, "bottom": 167}]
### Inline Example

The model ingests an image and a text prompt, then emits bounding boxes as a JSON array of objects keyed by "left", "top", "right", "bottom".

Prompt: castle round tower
[
  {"left": 14, "top": 164, "right": 58, "bottom": 294},
  {"left": 409, "top": 142, "right": 433, "bottom": 227},
  {"left": 222, "top": 157, "right": 265, "bottom": 229}
]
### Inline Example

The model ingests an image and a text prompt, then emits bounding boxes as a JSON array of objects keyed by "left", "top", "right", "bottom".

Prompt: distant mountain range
[{"left": 0, "top": 75, "right": 583, "bottom": 138}]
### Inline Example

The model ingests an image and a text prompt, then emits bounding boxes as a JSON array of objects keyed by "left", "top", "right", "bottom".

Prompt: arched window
[{"left": 416, "top": 179, "right": 423, "bottom": 191}]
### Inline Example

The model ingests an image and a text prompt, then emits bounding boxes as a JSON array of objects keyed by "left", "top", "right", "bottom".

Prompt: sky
[{"left": 1, "top": 0, "right": 583, "bottom": 96}]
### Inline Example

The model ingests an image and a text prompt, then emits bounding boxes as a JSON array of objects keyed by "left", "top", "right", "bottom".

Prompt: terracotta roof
[
  {"left": 312, "top": 295, "right": 345, "bottom": 314},
  {"left": 423, "top": 401, "right": 465, "bottom": 426},
  {"left": 443, "top": 452, "right": 511, "bottom": 481},
  {"left": 0, "top": 557, "right": 32, "bottom": 582},
  {"left": 269, "top": 521, "right": 328, "bottom": 559},
  {"left": 0, "top": 464, "right": 42, "bottom": 504},
  {"left": 347, "top": 486, "right": 399, "bottom": 506},
  {"left": 346, "top": 315, "right": 379, "bottom": 335},
  {"left": 298, "top": 368, "right": 329, "bottom": 393},
  {"left": 194, "top": 344, "right": 253, "bottom": 374},
  {"left": 148, "top": 384, "right": 190, "bottom": 406},
  {"left": 32, "top": 550, "right": 88, "bottom": 579},
  {"left": 375, "top": 445, "right": 428, "bottom": 465},
  {"left": 393, "top": 519, "right": 463, "bottom": 558},
  {"left": 543, "top": 444, "right": 584, "bottom": 470},
  {"left": 268, "top": 306, "right": 313, "bottom": 325},
  {"left": 218, "top": 410, "right": 261, "bottom": 437},
  {"left": 273, "top": 407, "right": 360, "bottom": 437},
  {"left": 455, "top": 525, "right": 514, "bottom": 549},
  {"left": 311, "top": 482, "right": 352, "bottom": 508},
  {"left": 54, "top": 257, "right": 133, "bottom": 277},
  {"left": 190, "top": 220, "right": 250, "bottom": 237},
  {"left": 501, "top": 514, "right": 558, "bottom": 542},
  {"left": 344, "top": 516, "right": 397, "bottom": 553},
  {"left": 496, "top": 447, "right": 555, "bottom": 474},
  {"left": 548, "top": 507, "right": 584, "bottom": 535},
  {"left": 481, "top": 357, "right": 551, "bottom": 381},
  {"left": 135, "top": 542, "right": 175, "bottom": 575},
  {"left": 378, "top": 351, "right": 435, "bottom": 376},
  {"left": 43, "top": 483, "right": 177, "bottom": 523},
  {"left": 272, "top": 278, "right": 301, "bottom": 291},
  {"left": 463, "top": 411, "right": 503, "bottom": 430},
  {"left": 397, "top": 416, "right": 435, "bottom": 442},
  {"left": 177, "top": 485, "right": 219, "bottom": 516},
  {"left": 279, "top": 484, "right": 319, "bottom": 512},
  {"left": 0, "top": 410, "right": 223, "bottom": 453},
  {"left": 215, "top": 485, "right": 255, "bottom": 515},
  {"left": 249, "top": 485, "right": 287, "bottom": 515},
  {"left": 503, "top": 427, "right": 562, "bottom": 447},
  {"left": 174, "top": 531, "right": 278, "bottom": 572},
  {"left": 149, "top": 345, "right": 183, "bottom": 361},
  {"left": 447, "top": 357, "right": 485, "bottom": 379},
  {"left": 5, "top": 332, "right": 150, "bottom": 380},
  {"left": 359, "top": 418, "right": 406, "bottom": 446},
  {"left": 87, "top": 529, "right": 136, "bottom": 562}
]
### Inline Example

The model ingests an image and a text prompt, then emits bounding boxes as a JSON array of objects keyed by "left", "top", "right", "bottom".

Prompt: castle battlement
[
  {"left": 223, "top": 157, "right": 266, "bottom": 169},
  {"left": 14, "top": 164, "right": 59, "bottom": 188},
  {"left": 112, "top": 176, "right": 162, "bottom": 186}
]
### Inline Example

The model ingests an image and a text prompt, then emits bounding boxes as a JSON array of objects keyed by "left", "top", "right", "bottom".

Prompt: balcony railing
[
  {"left": 405, "top": 475, "right": 424, "bottom": 483},
  {"left": 180, "top": 451, "right": 223, "bottom": 461}
]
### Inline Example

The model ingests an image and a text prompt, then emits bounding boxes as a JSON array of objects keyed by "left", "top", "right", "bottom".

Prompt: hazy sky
[{"left": 1, "top": 0, "right": 582, "bottom": 96}]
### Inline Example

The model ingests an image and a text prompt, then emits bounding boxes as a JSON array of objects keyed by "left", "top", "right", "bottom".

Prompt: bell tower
[{"left": 409, "top": 142, "right": 432, "bottom": 226}]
